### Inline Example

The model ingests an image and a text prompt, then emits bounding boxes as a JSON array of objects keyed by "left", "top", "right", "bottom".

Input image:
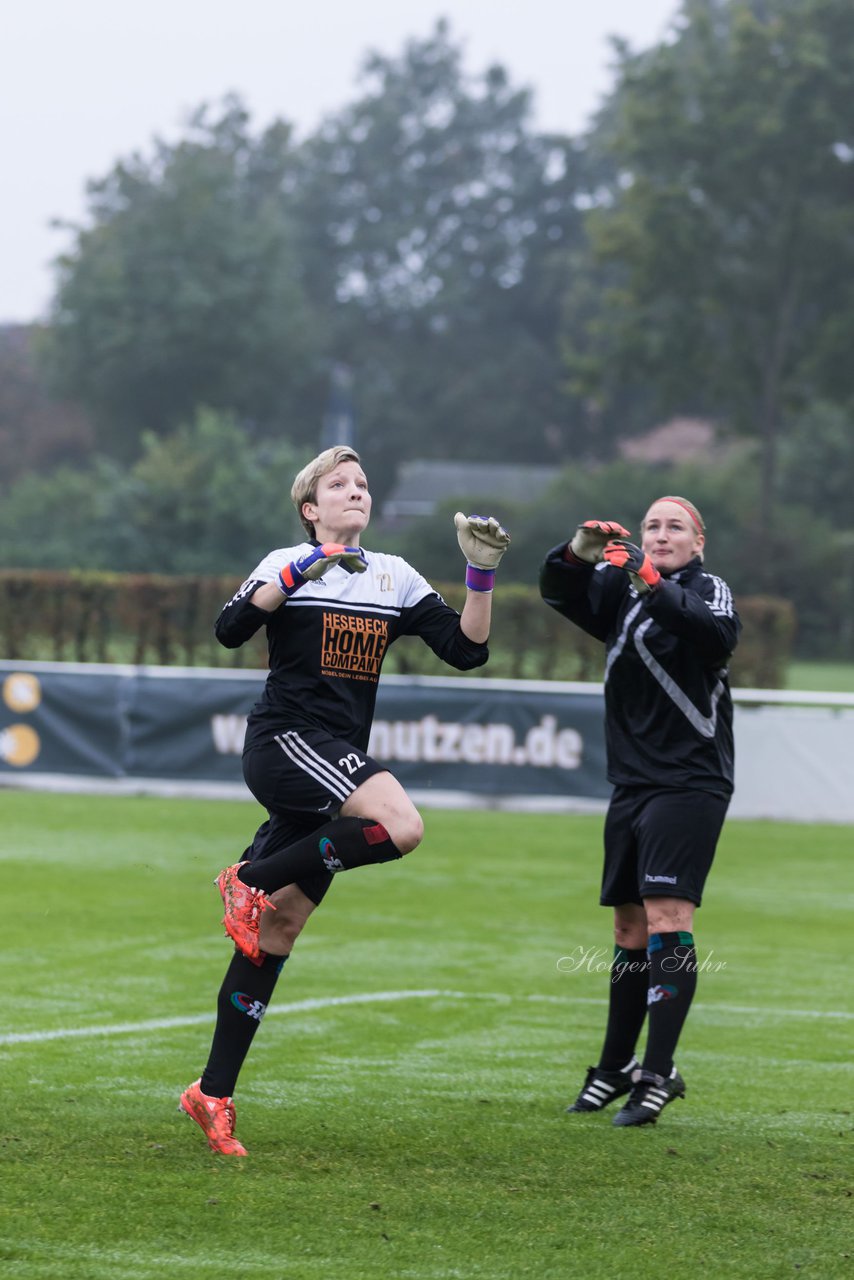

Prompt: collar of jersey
[{"left": 661, "top": 554, "right": 702, "bottom": 581}]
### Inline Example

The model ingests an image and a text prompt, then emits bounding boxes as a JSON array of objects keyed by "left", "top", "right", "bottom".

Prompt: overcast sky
[{"left": 2, "top": 0, "right": 679, "bottom": 324}]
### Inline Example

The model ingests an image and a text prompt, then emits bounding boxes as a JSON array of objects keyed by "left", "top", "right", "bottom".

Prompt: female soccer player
[
  {"left": 180, "top": 445, "right": 509, "bottom": 1154},
  {"left": 539, "top": 496, "right": 739, "bottom": 1127}
]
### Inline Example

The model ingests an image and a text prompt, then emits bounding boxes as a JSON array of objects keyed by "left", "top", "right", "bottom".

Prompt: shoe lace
[
  {"left": 246, "top": 890, "right": 276, "bottom": 925},
  {"left": 627, "top": 1080, "right": 649, "bottom": 1105},
  {"left": 629, "top": 1071, "right": 670, "bottom": 1104},
  {"left": 210, "top": 1096, "right": 237, "bottom": 1137},
  {"left": 233, "top": 878, "right": 276, "bottom": 924}
]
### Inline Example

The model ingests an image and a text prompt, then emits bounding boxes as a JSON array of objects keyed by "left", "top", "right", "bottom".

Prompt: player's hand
[
  {"left": 278, "top": 543, "right": 367, "bottom": 596},
  {"left": 602, "top": 539, "right": 661, "bottom": 594},
  {"left": 569, "top": 520, "right": 631, "bottom": 564},
  {"left": 454, "top": 512, "right": 511, "bottom": 570}
]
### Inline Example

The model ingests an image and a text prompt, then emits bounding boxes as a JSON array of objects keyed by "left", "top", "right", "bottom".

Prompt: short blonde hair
[{"left": 291, "top": 446, "right": 362, "bottom": 538}]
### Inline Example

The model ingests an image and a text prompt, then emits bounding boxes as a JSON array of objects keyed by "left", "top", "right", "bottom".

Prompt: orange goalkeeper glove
[
  {"left": 602, "top": 540, "right": 661, "bottom": 594},
  {"left": 568, "top": 520, "right": 631, "bottom": 564},
  {"left": 277, "top": 543, "right": 367, "bottom": 597}
]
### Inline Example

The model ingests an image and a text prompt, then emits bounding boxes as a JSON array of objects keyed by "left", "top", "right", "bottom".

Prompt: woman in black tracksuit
[{"left": 539, "top": 495, "right": 740, "bottom": 1127}]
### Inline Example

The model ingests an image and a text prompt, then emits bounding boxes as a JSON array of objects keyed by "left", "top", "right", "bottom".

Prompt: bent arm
[
  {"left": 645, "top": 578, "right": 740, "bottom": 665},
  {"left": 539, "top": 543, "right": 622, "bottom": 643},
  {"left": 400, "top": 594, "right": 489, "bottom": 671},
  {"left": 214, "top": 541, "right": 338, "bottom": 646},
  {"left": 246, "top": 581, "right": 286, "bottom": 613},
  {"left": 214, "top": 579, "right": 277, "bottom": 649},
  {"left": 460, "top": 587, "right": 492, "bottom": 645}
]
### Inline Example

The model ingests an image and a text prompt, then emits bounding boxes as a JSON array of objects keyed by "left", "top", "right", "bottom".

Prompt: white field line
[{"left": 0, "top": 988, "right": 851, "bottom": 1047}]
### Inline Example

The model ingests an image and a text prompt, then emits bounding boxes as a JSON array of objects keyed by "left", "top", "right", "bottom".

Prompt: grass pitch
[
  {"left": 0, "top": 792, "right": 851, "bottom": 1279},
  {"left": 786, "top": 660, "right": 854, "bottom": 693}
]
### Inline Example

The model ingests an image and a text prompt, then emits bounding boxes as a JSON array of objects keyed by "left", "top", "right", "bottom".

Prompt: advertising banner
[
  {"left": 0, "top": 663, "right": 610, "bottom": 803},
  {"left": 3, "top": 662, "right": 854, "bottom": 819},
  {"left": 0, "top": 666, "right": 127, "bottom": 777},
  {"left": 367, "top": 682, "right": 608, "bottom": 799}
]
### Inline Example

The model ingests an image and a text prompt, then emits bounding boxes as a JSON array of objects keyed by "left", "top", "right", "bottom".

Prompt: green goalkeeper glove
[
  {"left": 568, "top": 519, "right": 631, "bottom": 564},
  {"left": 454, "top": 512, "right": 511, "bottom": 592}
]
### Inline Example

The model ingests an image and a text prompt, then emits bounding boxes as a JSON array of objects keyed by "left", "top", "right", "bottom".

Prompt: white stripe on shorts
[{"left": 274, "top": 731, "right": 356, "bottom": 804}]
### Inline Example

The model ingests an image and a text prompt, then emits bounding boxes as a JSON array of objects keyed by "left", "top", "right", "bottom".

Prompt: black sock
[
  {"left": 642, "top": 931, "right": 698, "bottom": 1078},
  {"left": 598, "top": 946, "right": 650, "bottom": 1071},
  {"left": 238, "top": 816, "right": 402, "bottom": 893},
  {"left": 200, "top": 950, "right": 287, "bottom": 1098}
]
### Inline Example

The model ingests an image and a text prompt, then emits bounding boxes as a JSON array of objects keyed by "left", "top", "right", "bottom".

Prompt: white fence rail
[{"left": 1, "top": 662, "right": 853, "bottom": 823}]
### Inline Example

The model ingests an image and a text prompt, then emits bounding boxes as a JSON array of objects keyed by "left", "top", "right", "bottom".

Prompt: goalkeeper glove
[
  {"left": 277, "top": 543, "right": 367, "bottom": 597},
  {"left": 454, "top": 512, "right": 511, "bottom": 592},
  {"left": 602, "top": 540, "right": 661, "bottom": 594},
  {"left": 568, "top": 520, "right": 631, "bottom": 565}
]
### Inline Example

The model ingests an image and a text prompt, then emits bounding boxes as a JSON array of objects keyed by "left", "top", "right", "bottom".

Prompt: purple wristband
[{"left": 465, "top": 564, "right": 495, "bottom": 592}]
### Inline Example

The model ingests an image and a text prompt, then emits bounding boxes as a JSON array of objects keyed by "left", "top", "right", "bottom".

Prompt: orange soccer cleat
[
  {"left": 215, "top": 862, "right": 276, "bottom": 962},
  {"left": 179, "top": 1079, "right": 248, "bottom": 1156}
]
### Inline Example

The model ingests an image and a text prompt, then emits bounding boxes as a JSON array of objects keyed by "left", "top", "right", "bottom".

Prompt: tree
[
  {"left": 293, "top": 21, "right": 588, "bottom": 494},
  {"left": 0, "top": 324, "right": 93, "bottom": 481},
  {"left": 40, "top": 29, "right": 594, "bottom": 489},
  {"left": 565, "top": 0, "right": 854, "bottom": 542},
  {"left": 121, "top": 408, "right": 307, "bottom": 573},
  {"left": 0, "top": 409, "right": 306, "bottom": 574},
  {"left": 43, "top": 99, "right": 324, "bottom": 457},
  {"left": 778, "top": 399, "right": 854, "bottom": 652}
]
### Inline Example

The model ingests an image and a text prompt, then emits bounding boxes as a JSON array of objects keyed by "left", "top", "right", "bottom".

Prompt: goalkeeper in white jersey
[{"left": 180, "top": 445, "right": 510, "bottom": 1155}]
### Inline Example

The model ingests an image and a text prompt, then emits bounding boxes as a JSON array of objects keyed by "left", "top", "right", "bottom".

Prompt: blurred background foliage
[{"left": 2, "top": 1, "right": 853, "bottom": 661}]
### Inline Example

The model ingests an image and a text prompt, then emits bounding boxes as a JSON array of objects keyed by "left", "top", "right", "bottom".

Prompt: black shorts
[
  {"left": 600, "top": 785, "right": 730, "bottom": 908},
  {"left": 241, "top": 729, "right": 388, "bottom": 906}
]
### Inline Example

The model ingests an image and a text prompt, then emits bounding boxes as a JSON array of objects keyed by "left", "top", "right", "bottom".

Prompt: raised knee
[{"left": 393, "top": 813, "right": 424, "bottom": 855}]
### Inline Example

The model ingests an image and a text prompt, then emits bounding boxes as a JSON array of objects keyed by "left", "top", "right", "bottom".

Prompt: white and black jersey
[
  {"left": 217, "top": 541, "right": 488, "bottom": 753},
  {"left": 539, "top": 549, "right": 740, "bottom": 796}
]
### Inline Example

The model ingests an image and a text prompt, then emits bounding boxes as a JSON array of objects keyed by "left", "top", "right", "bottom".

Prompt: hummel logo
[
  {"left": 231, "top": 992, "right": 268, "bottom": 1020},
  {"left": 319, "top": 836, "right": 345, "bottom": 872},
  {"left": 648, "top": 984, "right": 678, "bottom": 1004}
]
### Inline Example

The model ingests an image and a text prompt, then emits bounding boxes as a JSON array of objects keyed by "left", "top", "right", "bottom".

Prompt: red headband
[{"left": 652, "top": 496, "right": 704, "bottom": 533}]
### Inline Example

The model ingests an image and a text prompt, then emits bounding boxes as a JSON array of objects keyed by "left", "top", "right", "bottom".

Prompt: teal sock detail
[{"left": 648, "top": 931, "right": 694, "bottom": 954}]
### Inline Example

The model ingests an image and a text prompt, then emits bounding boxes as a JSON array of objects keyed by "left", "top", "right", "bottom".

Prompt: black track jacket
[{"left": 539, "top": 547, "right": 740, "bottom": 796}]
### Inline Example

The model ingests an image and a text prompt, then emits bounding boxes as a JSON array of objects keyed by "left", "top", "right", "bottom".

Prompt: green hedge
[{"left": 0, "top": 570, "right": 795, "bottom": 687}]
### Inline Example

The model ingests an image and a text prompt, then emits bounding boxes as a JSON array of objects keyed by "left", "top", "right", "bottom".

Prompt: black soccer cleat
[
  {"left": 611, "top": 1067, "right": 686, "bottom": 1127},
  {"left": 566, "top": 1057, "right": 640, "bottom": 1113}
]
